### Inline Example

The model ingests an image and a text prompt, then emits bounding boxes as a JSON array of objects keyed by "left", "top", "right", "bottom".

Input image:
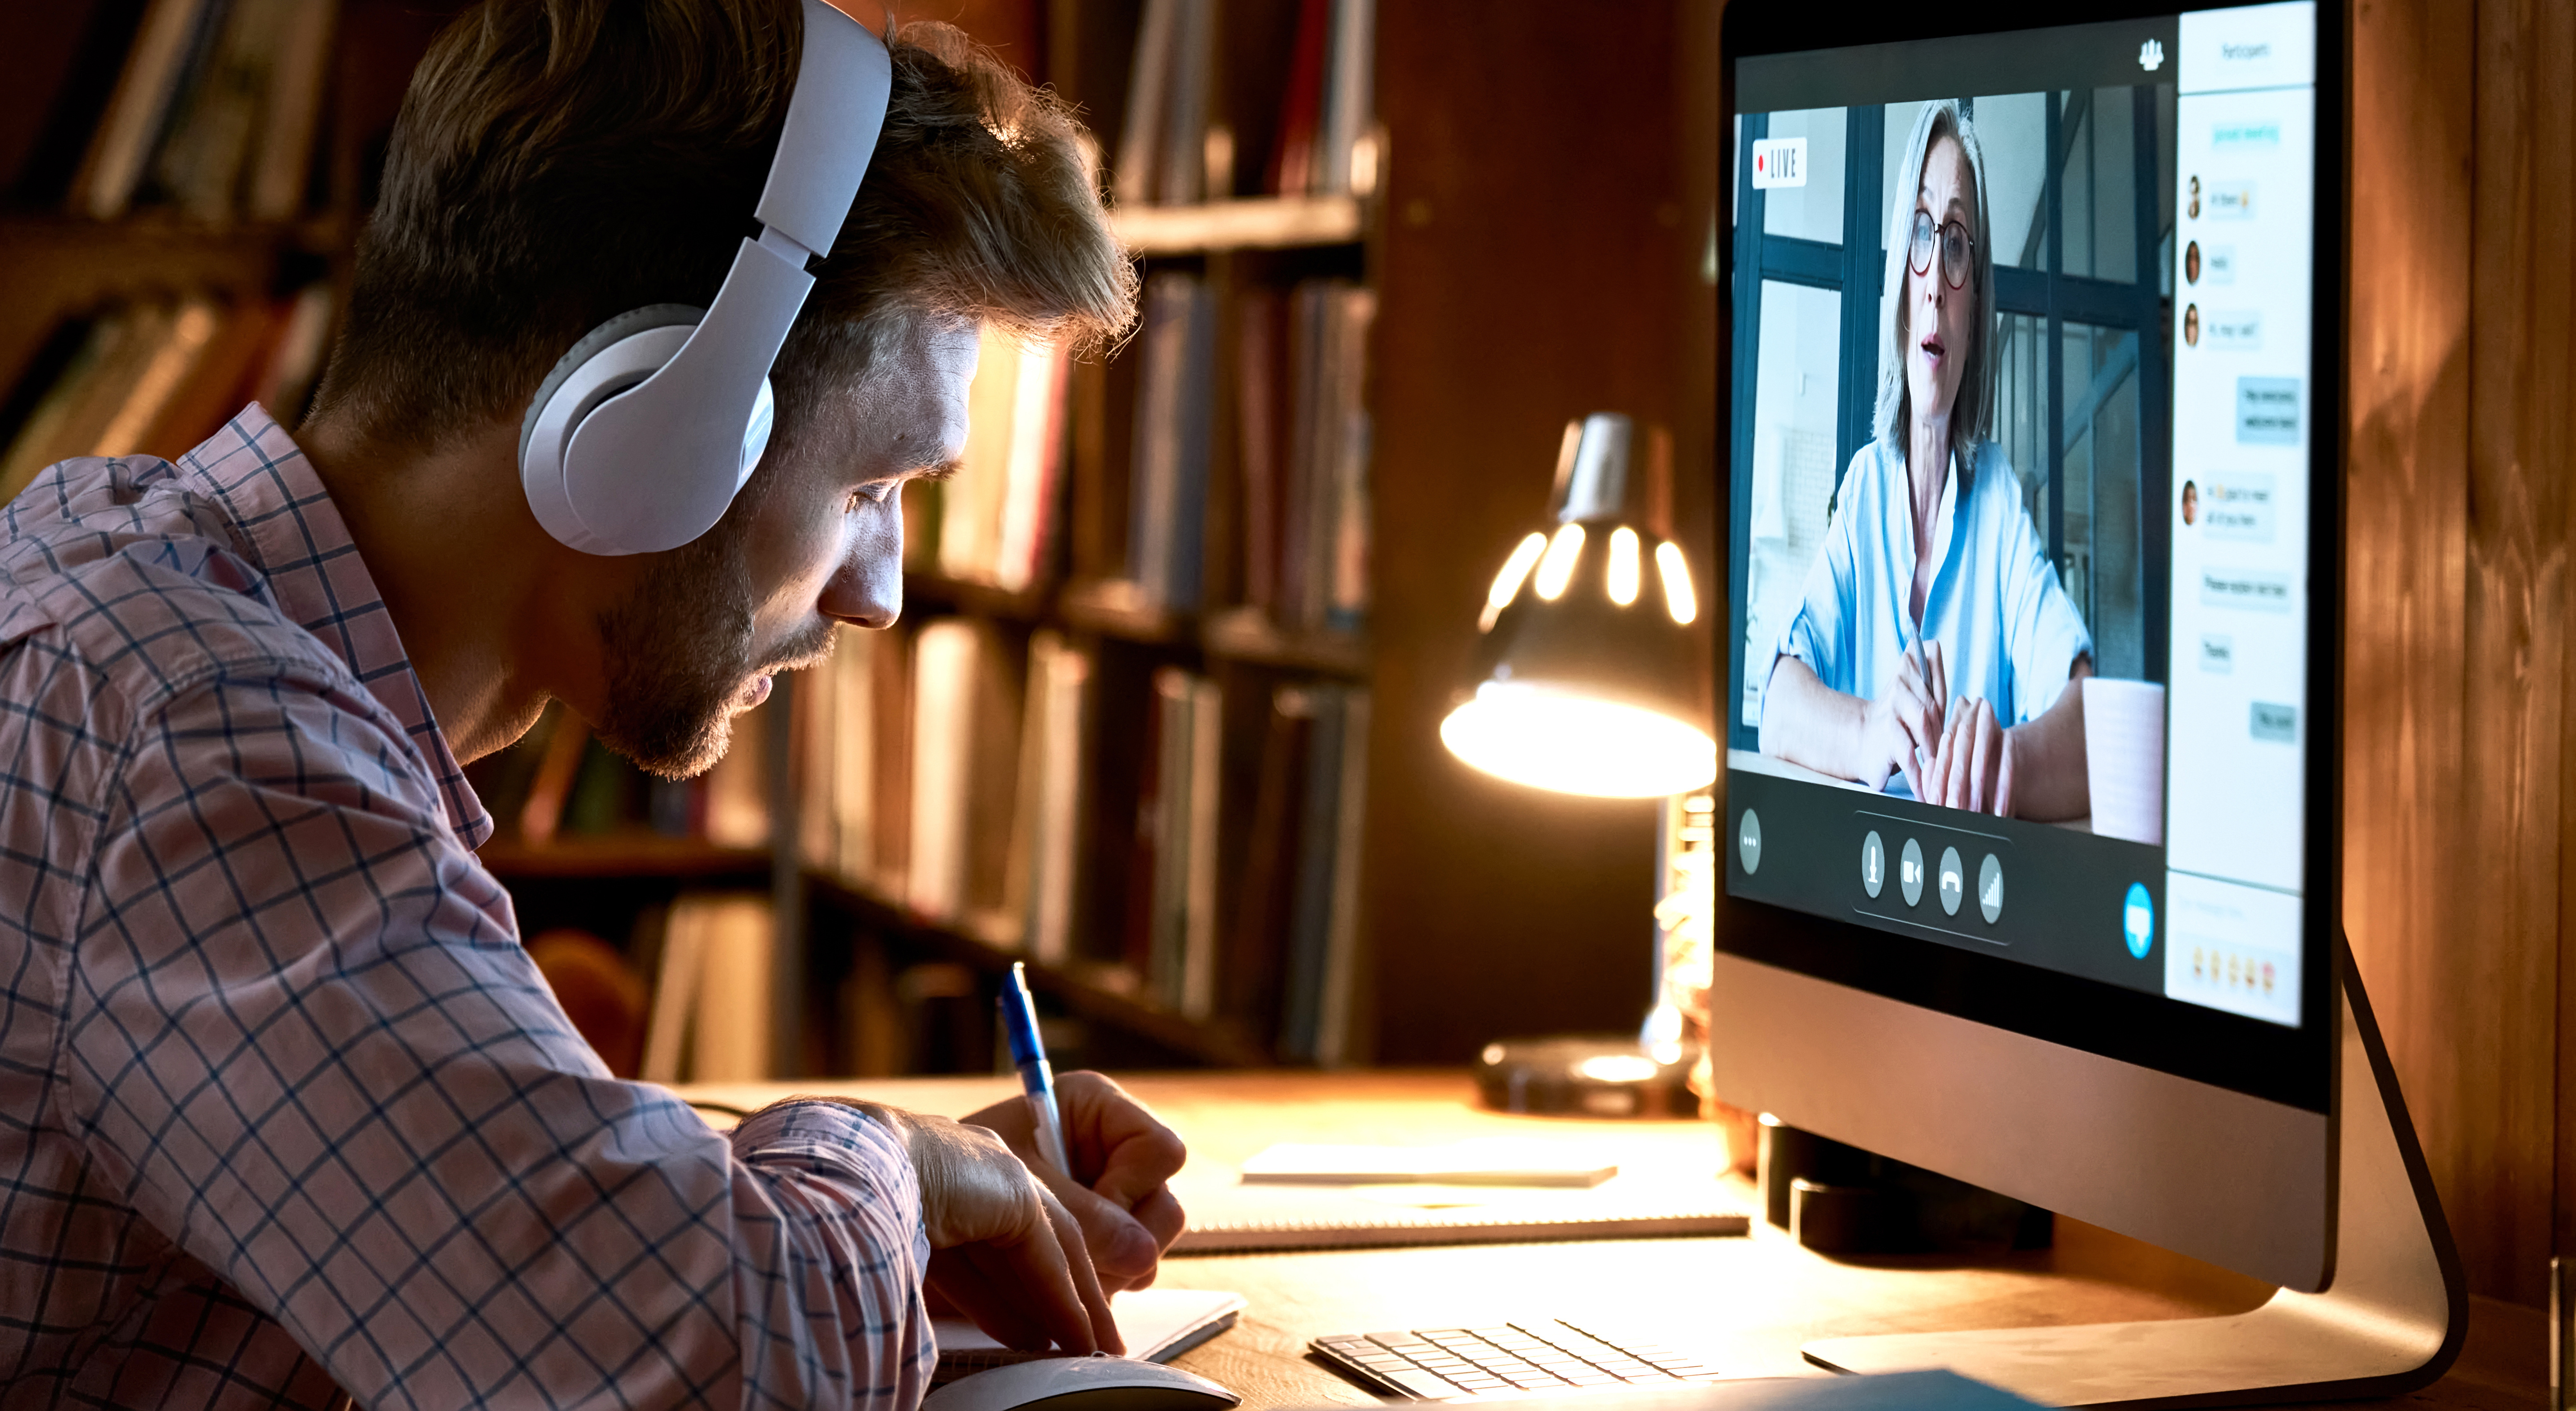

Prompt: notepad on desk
[
  {"left": 932, "top": 1288, "right": 1246, "bottom": 1383},
  {"left": 1175, "top": 1141, "right": 1748, "bottom": 1252},
  {"left": 1240, "top": 1140, "right": 1621, "bottom": 1187}
]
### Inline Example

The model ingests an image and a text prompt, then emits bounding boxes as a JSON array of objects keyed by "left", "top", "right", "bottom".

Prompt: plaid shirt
[{"left": 0, "top": 407, "right": 934, "bottom": 1409}]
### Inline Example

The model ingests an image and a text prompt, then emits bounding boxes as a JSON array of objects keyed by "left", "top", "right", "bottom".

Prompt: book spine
[
  {"left": 1313, "top": 687, "right": 1370, "bottom": 1066},
  {"left": 1145, "top": 667, "right": 1196, "bottom": 1010},
  {"left": 1278, "top": 685, "right": 1345, "bottom": 1060},
  {"left": 906, "top": 619, "right": 978, "bottom": 919},
  {"left": 1179, "top": 675, "right": 1222, "bottom": 1021},
  {"left": 1167, "top": 279, "right": 1217, "bottom": 612},
  {"left": 1113, "top": 0, "right": 1177, "bottom": 206}
]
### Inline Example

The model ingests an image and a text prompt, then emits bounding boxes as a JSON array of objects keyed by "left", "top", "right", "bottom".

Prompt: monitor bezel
[{"left": 1712, "top": 0, "right": 2346, "bottom": 1115}]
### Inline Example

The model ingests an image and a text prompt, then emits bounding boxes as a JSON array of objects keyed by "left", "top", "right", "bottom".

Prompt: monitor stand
[{"left": 1802, "top": 948, "right": 2467, "bottom": 1407}]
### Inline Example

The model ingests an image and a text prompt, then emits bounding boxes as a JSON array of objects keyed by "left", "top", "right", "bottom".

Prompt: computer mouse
[{"left": 920, "top": 1357, "right": 1241, "bottom": 1411}]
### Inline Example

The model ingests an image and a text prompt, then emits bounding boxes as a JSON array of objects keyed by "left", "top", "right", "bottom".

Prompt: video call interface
[{"left": 1724, "top": 3, "right": 2317, "bottom": 1027}]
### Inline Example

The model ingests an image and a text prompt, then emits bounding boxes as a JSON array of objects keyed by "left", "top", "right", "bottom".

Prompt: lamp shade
[{"left": 1441, "top": 415, "right": 1715, "bottom": 798}]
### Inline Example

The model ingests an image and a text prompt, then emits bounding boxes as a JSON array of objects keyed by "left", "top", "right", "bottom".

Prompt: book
[
  {"left": 1019, "top": 633, "right": 1090, "bottom": 965},
  {"left": 69, "top": 0, "right": 218, "bottom": 220},
  {"left": 1277, "top": 686, "right": 1342, "bottom": 1062},
  {"left": 1111, "top": 0, "right": 1177, "bottom": 207},
  {"left": 1241, "top": 1141, "right": 1620, "bottom": 1188},
  {"left": 703, "top": 696, "right": 770, "bottom": 849},
  {"left": 1223, "top": 688, "right": 1312, "bottom": 1043},
  {"left": 1233, "top": 288, "right": 1287, "bottom": 616},
  {"left": 1143, "top": 667, "right": 1196, "bottom": 1010},
  {"left": 907, "top": 618, "right": 980, "bottom": 919},
  {"left": 1265, "top": 0, "right": 1328, "bottom": 196},
  {"left": 1312, "top": 686, "right": 1369, "bottom": 1063},
  {"left": 1126, "top": 273, "right": 1217, "bottom": 612},
  {"left": 1316, "top": 0, "right": 1376, "bottom": 196},
  {"left": 942, "top": 329, "right": 1066, "bottom": 592},
  {"left": 243, "top": 0, "right": 333, "bottom": 220},
  {"left": 1153, "top": 0, "right": 1214, "bottom": 206},
  {"left": 639, "top": 892, "right": 775, "bottom": 1084},
  {"left": 931, "top": 1288, "right": 1244, "bottom": 1382}
]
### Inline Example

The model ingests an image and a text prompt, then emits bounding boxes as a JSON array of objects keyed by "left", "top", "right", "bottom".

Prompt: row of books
[
  {"left": 0, "top": 283, "right": 335, "bottom": 502},
  {"left": 468, "top": 702, "right": 772, "bottom": 852},
  {"left": 1126, "top": 272, "right": 1374, "bottom": 628},
  {"left": 791, "top": 618, "right": 1373, "bottom": 1064},
  {"left": 924, "top": 326, "right": 1067, "bottom": 593},
  {"left": 631, "top": 896, "right": 1000, "bottom": 1083},
  {"left": 911, "top": 271, "right": 1373, "bottom": 637},
  {"left": 1113, "top": 0, "right": 1377, "bottom": 206},
  {"left": 5, "top": 0, "right": 338, "bottom": 222}
]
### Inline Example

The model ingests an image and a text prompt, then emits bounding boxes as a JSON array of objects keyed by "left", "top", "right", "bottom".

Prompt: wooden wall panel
[
  {"left": 1363, "top": 0, "right": 1693, "bottom": 1062},
  {"left": 2345, "top": 0, "right": 2572, "bottom": 1309}
]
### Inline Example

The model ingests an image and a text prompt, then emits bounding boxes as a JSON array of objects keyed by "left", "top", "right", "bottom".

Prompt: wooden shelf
[
  {"left": 808, "top": 871, "right": 1272, "bottom": 1068},
  {"left": 476, "top": 834, "right": 772, "bottom": 880},
  {"left": 1057, "top": 577, "right": 1189, "bottom": 644},
  {"left": 1201, "top": 606, "right": 1369, "bottom": 675},
  {"left": 1108, "top": 194, "right": 1366, "bottom": 254}
]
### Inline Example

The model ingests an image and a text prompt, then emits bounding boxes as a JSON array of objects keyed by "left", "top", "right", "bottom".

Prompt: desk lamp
[{"left": 1444, "top": 413, "right": 1716, "bottom": 1117}]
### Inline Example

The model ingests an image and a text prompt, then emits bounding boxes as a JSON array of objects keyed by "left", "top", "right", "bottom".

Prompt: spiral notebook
[
  {"left": 931, "top": 1288, "right": 1245, "bottom": 1382},
  {"left": 1174, "top": 1145, "right": 1748, "bottom": 1253}
]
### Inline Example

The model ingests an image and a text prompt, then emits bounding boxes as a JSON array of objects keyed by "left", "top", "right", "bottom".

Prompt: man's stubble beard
[{"left": 591, "top": 512, "right": 833, "bottom": 781}]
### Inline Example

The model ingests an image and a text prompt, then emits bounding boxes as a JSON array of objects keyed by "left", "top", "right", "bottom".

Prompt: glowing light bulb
[
  {"left": 1439, "top": 681, "right": 1716, "bottom": 798},
  {"left": 1479, "top": 531, "right": 1548, "bottom": 631},
  {"left": 1534, "top": 523, "right": 1585, "bottom": 601},
  {"left": 1656, "top": 541, "right": 1698, "bottom": 624},
  {"left": 1608, "top": 526, "right": 1640, "bottom": 605}
]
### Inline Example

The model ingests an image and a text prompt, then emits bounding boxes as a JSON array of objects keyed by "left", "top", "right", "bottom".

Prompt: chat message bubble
[{"left": 2236, "top": 377, "right": 2300, "bottom": 445}]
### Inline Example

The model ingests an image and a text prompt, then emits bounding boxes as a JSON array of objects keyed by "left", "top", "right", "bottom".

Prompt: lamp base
[{"left": 1473, "top": 1035, "right": 1699, "bottom": 1118}]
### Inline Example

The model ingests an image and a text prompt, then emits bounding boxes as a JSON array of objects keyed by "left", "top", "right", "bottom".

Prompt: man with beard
[{"left": 0, "top": 3, "right": 1179, "bottom": 1407}]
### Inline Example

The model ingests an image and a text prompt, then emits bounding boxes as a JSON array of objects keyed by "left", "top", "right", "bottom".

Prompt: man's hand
[
  {"left": 1921, "top": 695, "right": 2014, "bottom": 816},
  {"left": 1861, "top": 638, "right": 1948, "bottom": 797},
  {"left": 860, "top": 1105, "right": 1122, "bottom": 1355},
  {"left": 965, "top": 1072, "right": 1188, "bottom": 1293}
]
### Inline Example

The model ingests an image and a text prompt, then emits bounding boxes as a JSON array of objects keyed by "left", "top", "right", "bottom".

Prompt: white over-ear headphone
[{"left": 519, "top": 0, "right": 891, "bottom": 555}]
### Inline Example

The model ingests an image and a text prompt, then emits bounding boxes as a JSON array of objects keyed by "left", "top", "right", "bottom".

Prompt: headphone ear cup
[{"left": 520, "top": 304, "right": 706, "bottom": 471}]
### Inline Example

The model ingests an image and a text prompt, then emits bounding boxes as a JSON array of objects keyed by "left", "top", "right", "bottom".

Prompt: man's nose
[{"left": 820, "top": 552, "right": 903, "bottom": 630}]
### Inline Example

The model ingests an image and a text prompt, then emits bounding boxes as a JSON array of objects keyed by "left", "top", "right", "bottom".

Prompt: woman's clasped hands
[{"left": 1864, "top": 637, "right": 2013, "bottom": 816}]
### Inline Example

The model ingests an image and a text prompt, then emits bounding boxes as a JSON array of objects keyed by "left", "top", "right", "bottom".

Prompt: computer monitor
[{"left": 1708, "top": 3, "right": 2461, "bottom": 1402}]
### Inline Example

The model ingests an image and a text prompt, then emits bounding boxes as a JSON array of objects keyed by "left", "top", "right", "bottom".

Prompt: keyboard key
[{"left": 1382, "top": 1369, "right": 1466, "bottom": 1400}]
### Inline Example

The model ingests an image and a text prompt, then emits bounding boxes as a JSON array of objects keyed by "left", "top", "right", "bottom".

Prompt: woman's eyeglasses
[{"left": 1908, "top": 210, "right": 1975, "bottom": 290}]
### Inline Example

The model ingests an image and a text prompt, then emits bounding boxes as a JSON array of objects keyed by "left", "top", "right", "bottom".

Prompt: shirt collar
[{"left": 176, "top": 406, "right": 495, "bottom": 849}]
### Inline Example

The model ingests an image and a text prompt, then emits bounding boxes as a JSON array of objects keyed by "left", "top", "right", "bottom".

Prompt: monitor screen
[{"left": 1720, "top": 2, "right": 2333, "bottom": 1095}]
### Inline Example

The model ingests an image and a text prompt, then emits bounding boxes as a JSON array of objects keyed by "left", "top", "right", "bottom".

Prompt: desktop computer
[{"left": 1710, "top": 0, "right": 2465, "bottom": 1403}]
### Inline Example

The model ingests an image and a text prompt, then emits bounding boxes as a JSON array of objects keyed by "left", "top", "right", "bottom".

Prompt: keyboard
[{"left": 1311, "top": 1320, "right": 1726, "bottom": 1401}]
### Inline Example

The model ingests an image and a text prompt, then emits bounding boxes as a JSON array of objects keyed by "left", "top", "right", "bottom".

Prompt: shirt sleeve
[
  {"left": 65, "top": 663, "right": 935, "bottom": 1410},
  {"left": 1771, "top": 446, "right": 1870, "bottom": 713},
  {"left": 1987, "top": 455, "right": 2094, "bottom": 723}
]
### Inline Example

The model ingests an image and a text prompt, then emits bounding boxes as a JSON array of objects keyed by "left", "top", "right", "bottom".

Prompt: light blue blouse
[{"left": 1767, "top": 436, "right": 2092, "bottom": 780}]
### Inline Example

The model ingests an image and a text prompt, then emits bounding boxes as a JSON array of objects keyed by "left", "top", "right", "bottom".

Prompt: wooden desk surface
[{"left": 675, "top": 1071, "right": 2549, "bottom": 1410}]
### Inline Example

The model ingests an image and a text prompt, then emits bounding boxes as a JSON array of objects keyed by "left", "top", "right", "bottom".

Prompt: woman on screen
[{"left": 1759, "top": 101, "right": 2094, "bottom": 819}]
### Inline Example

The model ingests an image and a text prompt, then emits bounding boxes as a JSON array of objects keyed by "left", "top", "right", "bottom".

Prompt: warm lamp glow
[
  {"left": 1655, "top": 541, "right": 1698, "bottom": 624},
  {"left": 1481, "top": 531, "right": 1548, "bottom": 631},
  {"left": 1534, "top": 523, "right": 1585, "bottom": 600},
  {"left": 1440, "top": 681, "right": 1718, "bottom": 798},
  {"left": 1608, "top": 526, "right": 1641, "bottom": 605}
]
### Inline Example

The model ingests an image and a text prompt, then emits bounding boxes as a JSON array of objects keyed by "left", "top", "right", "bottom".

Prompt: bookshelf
[
  {"left": 1106, "top": 193, "right": 1364, "bottom": 254},
  {"left": 1, "top": 0, "right": 1717, "bottom": 1084}
]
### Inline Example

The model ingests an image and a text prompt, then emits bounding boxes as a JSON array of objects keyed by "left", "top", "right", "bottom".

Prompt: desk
[{"left": 676, "top": 1071, "right": 2549, "bottom": 1410}]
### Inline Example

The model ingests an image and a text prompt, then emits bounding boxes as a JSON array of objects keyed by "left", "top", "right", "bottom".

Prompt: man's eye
[{"left": 849, "top": 483, "right": 898, "bottom": 510}]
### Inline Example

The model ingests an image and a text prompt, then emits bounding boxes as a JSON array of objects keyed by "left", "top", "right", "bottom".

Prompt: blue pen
[{"left": 1000, "top": 962, "right": 1072, "bottom": 1175}]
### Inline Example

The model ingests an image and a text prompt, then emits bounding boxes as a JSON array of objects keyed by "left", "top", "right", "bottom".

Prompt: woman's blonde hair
[{"left": 1871, "top": 100, "right": 1997, "bottom": 468}]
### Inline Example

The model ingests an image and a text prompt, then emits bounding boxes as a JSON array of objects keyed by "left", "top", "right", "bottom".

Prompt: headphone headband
[{"left": 520, "top": 0, "right": 894, "bottom": 556}]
